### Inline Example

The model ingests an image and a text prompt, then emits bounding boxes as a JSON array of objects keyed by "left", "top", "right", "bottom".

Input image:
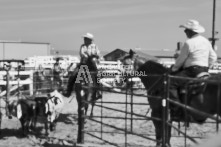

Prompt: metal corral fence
[
  {"left": 78, "top": 73, "right": 221, "bottom": 147},
  {"left": 1, "top": 61, "right": 221, "bottom": 147},
  {"left": 0, "top": 69, "right": 67, "bottom": 96},
  {"left": 0, "top": 65, "right": 68, "bottom": 119}
]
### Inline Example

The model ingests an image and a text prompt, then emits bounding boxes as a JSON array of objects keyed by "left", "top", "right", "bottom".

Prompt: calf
[
  {"left": 8, "top": 98, "right": 37, "bottom": 136},
  {"left": 34, "top": 90, "right": 64, "bottom": 135},
  {"left": 33, "top": 96, "right": 50, "bottom": 135},
  {"left": 7, "top": 90, "right": 64, "bottom": 136},
  {"left": 45, "top": 90, "right": 64, "bottom": 131}
]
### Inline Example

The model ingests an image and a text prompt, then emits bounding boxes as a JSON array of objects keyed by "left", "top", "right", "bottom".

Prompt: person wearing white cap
[{"left": 169, "top": 19, "right": 217, "bottom": 120}]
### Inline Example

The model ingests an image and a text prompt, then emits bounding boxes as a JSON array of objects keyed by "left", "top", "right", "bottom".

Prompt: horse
[
  {"left": 65, "top": 55, "right": 100, "bottom": 117},
  {"left": 121, "top": 49, "right": 221, "bottom": 147}
]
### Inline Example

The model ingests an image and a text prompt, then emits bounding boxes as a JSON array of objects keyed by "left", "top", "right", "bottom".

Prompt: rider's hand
[{"left": 169, "top": 65, "right": 176, "bottom": 75}]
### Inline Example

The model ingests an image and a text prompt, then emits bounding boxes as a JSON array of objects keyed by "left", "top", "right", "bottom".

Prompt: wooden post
[
  {"left": 29, "top": 71, "right": 34, "bottom": 95},
  {"left": 5, "top": 70, "right": 10, "bottom": 117},
  {"left": 162, "top": 73, "right": 169, "bottom": 147},
  {"left": 77, "top": 90, "right": 85, "bottom": 144}
]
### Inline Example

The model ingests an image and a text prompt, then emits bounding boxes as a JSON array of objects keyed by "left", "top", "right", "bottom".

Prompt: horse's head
[
  {"left": 121, "top": 49, "right": 157, "bottom": 72},
  {"left": 86, "top": 55, "right": 100, "bottom": 71},
  {"left": 121, "top": 49, "right": 168, "bottom": 91}
]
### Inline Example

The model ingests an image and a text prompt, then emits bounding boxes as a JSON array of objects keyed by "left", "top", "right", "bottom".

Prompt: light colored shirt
[
  {"left": 172, "top": 34, "right": 217, "bottom": 72},
  {"left": 80, "top": 43, "right": 100, "bottom": 63}
]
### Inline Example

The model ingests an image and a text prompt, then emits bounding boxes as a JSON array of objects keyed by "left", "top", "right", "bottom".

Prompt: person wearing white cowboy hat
[
  {"left": 179, "top": 19, "right": 205, "bottom": 33},
  {"left": 169, "top": 19, "right": 217, "bottom": 120},
  {"left": 82, "top": 32, "right": 94, "bottom": 40},
  {"left": 63, "top": 32, "right": 102, "bottom": 99},
  {"left": 80, "top": 32, "right": 100, "bottom": 63}
]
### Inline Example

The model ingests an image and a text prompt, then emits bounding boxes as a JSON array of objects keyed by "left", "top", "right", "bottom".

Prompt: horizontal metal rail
[
  {"left": 87, "top": 117, "right": 157, "bottom": 143},
  {"left": 168, "top": 99, "right": 221, "bottom": 122}
]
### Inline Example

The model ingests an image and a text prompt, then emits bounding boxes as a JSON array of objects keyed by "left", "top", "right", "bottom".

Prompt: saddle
[
  {"left": 180, "top": 72, "right": 210, "bottom": 95},
  {"left": 172, "top": 72, "right": 211, "bottom": 123}
]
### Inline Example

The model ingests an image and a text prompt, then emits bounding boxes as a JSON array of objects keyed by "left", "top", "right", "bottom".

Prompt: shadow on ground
[
  {"left": 57, "top": 113, "right": 78, "bottom": 125},
  {"left": 0, "top": 128, "right": 24, "bottom": 139}
]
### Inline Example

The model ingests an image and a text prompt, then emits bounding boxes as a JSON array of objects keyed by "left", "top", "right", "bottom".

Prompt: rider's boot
[
  {"left": 63, "top": 75, "right": 76, "bottom": 97},
  {"left": 63, "top": 66, "right": 79, "bottom": 97}
]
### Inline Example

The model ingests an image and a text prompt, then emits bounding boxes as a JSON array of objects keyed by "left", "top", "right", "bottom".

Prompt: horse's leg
[
  {"left": 84, "top": 102, "right": 89, "bottom": 116},
  {"left": 44, "top": 119, "right": 49, "bottom": 136},
  {"left": 89, "top": 91, "right": 97, "bottom": 117},
  {"left": 83, "top": 91, "right": 89, "bottom": 116},
  {"left": 167, "top": 121, "right": 172, "bottom": 147},
  {"left": 31, "top": 116, "right": 37, "bottom": 133},
  {"left": 190, "top": 94, "right": 207, "bottom": 122},
  {"left": 151, "top": 110, "right": 163, "bottom": 146},
  {"left": 90, "top": 102, "right": 94, "bottom": 117},
  {"left": 19, "top": 118, "right": 26, "bottom": 136},
  {"left": 24, "top": 117, "right": 31, "bottom": 136},
  {"left": 152, "top": 109, "right": 171, "bottom": 147}
]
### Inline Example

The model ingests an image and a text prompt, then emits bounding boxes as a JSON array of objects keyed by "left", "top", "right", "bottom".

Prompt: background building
[
  {"left": 0, "top": 41, "right": 51, "bottom": 60},
  {"left": 104, "top": 48, "right": 158, "bottom": 61}
]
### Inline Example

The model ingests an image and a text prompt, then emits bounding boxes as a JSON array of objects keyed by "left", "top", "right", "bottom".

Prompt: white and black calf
[{"left": 7, "top": 90, "right": 64, "bottom": 136}]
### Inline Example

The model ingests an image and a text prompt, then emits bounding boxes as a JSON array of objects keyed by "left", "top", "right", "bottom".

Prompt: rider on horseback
[
  {"left": 64, "top": 33, "right": 102, "bottom": 99},
  {"left": 170, "top": 19, "right": 217, "bottom": 120}
]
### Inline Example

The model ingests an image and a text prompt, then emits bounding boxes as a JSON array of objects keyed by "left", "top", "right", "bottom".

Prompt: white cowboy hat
[
  {"left": 179, "top": 19, "right": 205, "bottom": 33},
  {"left": 82, "top": 33, "right": 94, "bottom": 40}
]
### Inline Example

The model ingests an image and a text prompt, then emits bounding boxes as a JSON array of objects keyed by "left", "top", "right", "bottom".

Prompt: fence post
[
  {"left": 130, "top": 76, "right": 134, "bottom": 133},
  {"left": 162, "top": 73, "right": 169, "bottom": 147},
  {"left": 216, "top": 83, "right": 221, "bottom": 132},
  {"left": 29, "top": 71, "right": 33, "bottom": 95},
  {"left": 77, "top": 89, "right": 85, "bottom": 144}
]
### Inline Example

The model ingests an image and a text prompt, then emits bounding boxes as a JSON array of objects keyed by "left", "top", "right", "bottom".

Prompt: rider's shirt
[
  {"left": 172, "top": 34, "right": 217, "bottom": 72},
  {"left": 80, "top": 43, "right": 100, "bottom": 63}
]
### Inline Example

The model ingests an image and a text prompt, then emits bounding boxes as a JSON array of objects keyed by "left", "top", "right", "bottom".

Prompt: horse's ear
[{"left": 129, "top": 49, "right": 136, "bottom": 57}]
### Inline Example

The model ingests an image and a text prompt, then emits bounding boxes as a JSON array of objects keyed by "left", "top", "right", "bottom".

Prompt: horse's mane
[
  {"left": 137, "top": 60, "right": 169, "bottom": 92},
  {"left": 138, "top": 60, "right": 169, "bottom": 75}
]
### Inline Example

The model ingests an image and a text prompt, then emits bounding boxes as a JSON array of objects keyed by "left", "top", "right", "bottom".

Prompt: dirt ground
[{"left": 0, "top": 92, "right": 220, "bottom": 147}]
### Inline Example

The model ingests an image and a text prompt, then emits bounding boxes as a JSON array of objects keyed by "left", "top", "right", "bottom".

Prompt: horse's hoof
[
  {"left": 21, "top": 132, "right": 27, "bottom": 137},
  {"left": 96, "top": 94, "right": 102, "bottom": 100},
  {"left": 89, "top": 114, "right": 93, "bottom": 119},
  {"left": 156, "top": 143, "right": 171, "bottom": 147}
]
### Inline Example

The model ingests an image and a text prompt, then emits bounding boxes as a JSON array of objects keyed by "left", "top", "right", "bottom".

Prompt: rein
[
  {"left": 147, "top": 75, "right": 164, "bottom": 94},
  {"left": 131, "top": 55, "right": 168, "bottom": 94}
]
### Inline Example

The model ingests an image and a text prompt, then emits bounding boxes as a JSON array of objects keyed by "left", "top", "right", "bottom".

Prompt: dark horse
[
  {"left": 66, "top": 55, "right": 100, "bottom": 117},
  {"left": 122, "top": 50, "right": 221, "bottom": 147}
]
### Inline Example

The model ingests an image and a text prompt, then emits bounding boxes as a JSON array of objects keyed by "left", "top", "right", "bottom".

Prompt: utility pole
[{"left": 209, "top": 0, "right": 219, "bottom": 49}]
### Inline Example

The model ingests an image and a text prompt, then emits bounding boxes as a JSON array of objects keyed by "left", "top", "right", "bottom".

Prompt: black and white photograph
[{"left": 0, "top": 0, "right": 221, "bottom": 147}]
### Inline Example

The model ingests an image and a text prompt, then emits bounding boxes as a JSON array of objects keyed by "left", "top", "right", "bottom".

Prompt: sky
[{"left": 0, "top": 0, "right": 220, "bottom": 57}]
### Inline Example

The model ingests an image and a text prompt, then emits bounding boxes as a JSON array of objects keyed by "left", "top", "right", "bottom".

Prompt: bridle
[{"left": 123, "top": 54, "right": 165, "bottom": 95}]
